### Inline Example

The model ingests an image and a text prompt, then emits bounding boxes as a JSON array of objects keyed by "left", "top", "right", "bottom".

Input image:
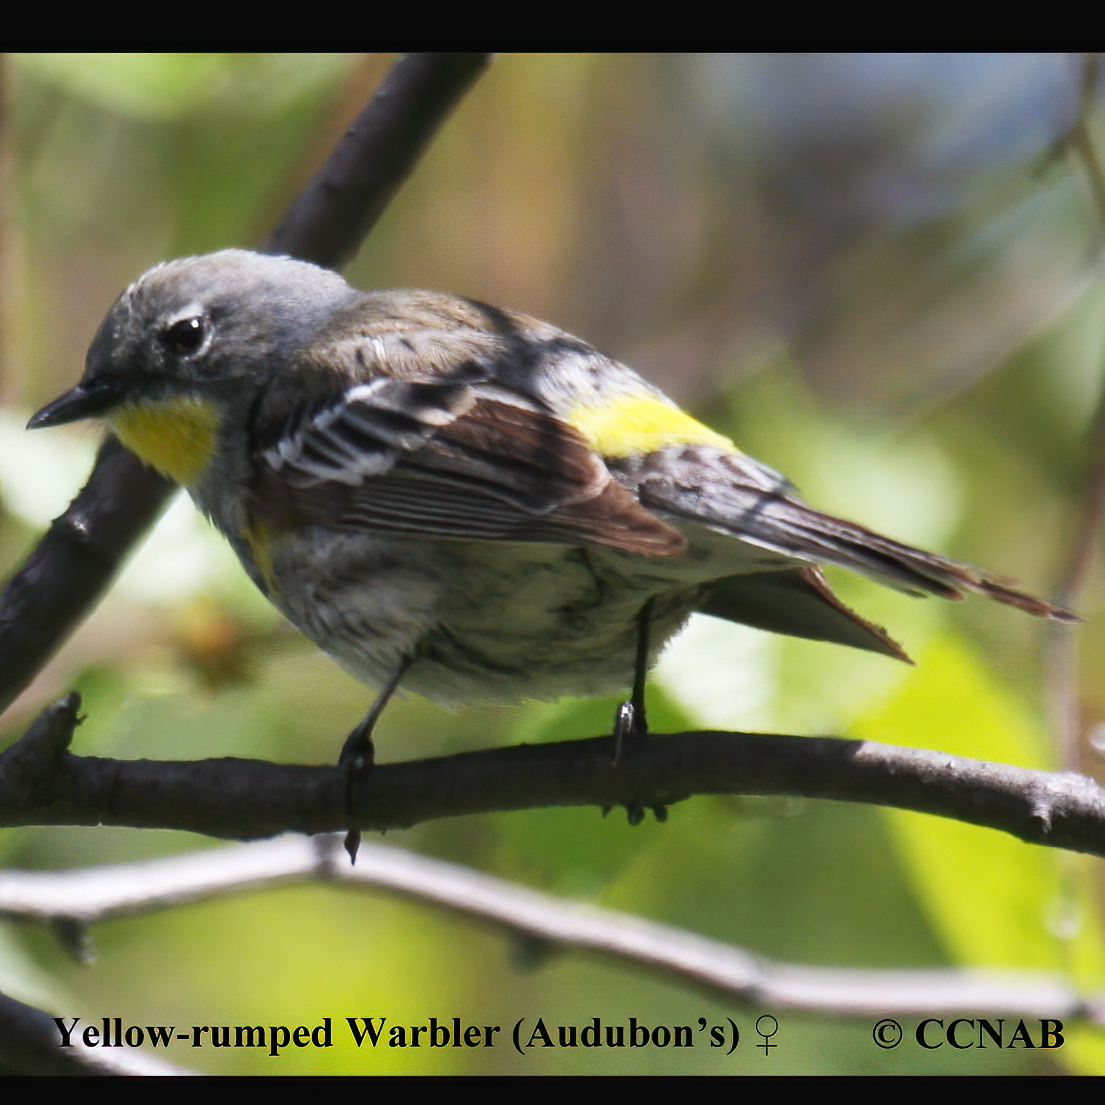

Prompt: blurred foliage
[{"left": 2, "top": 52, "right": 1104, "bottom": 1074}]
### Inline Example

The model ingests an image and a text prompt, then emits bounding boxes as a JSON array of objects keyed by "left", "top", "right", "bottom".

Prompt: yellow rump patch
[
  {"left": 110, "top": 398, "right": 219, "bottom": 486},
  {"left": 569, "top": 394, "right": 737, "bottom": 458}
]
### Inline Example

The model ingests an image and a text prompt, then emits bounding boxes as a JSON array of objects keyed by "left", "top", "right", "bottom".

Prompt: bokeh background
[{"left": 2, "top": 52, "right": 1104, "bottom": 1074}]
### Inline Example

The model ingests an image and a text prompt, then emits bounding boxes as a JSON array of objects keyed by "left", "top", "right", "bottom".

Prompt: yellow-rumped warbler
[{"left": 29, "top": 249, "right": 1074, "bottom": 835}]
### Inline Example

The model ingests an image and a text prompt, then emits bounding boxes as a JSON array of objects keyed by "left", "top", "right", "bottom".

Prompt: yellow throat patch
[{"left": 109, "top": 397, "right": 219, "bottom": 486}]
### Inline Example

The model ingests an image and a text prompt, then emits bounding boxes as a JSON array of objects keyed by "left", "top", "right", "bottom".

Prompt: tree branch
[
  {"left": 0, "top": 990, "right": 185, "bottom": 1076},
  {"left": 3, "top": 693, "right": 1103, "bottom": 857},
  {"left": 0, "top": 440, "right": 174, "bottom": 715},
  {"left": 266, "top": 52, "right": 492, "bottom": 268},
  {"left": 2, "top": 836, "right": 1099, "bottom": 1026}
]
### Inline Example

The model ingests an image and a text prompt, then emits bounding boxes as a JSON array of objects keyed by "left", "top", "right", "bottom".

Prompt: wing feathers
[
  {"left": 249, "top": 330, "right": 1071, "bottom": 626},
  {"left": 254, "top": 381, "right": 683, "bottom": 556}
]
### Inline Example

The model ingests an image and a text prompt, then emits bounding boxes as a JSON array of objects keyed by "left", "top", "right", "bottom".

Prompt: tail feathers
[
  {"left": 632, "top": 448, "right": 1078, "bottom": 623},
  {"left": 627, "top": 447, "right": 1077, "bottom": 623},
  {"left": 697, "top": 566, "right": 912, "bottom": 660},
  {"left": 796, "top": 512, "right": 1078, "bottom": 622}
]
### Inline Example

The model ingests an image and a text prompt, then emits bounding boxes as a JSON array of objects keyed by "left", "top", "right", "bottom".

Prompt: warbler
[{"left": 29, "top": 249, "right": 1073, "bottom": 823}]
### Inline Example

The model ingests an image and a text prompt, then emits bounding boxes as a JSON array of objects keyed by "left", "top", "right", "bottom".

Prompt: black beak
[{"left": 27, "top": 381, "right": 122, "bottom": 430}]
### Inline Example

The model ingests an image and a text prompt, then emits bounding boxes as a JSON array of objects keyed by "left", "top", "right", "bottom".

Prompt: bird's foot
[
  {"left": 611, "top": 697, "right": 667, "bottom": 824},
  {"left": 611, "top": 697, "right": 648, "bottom": 765},
  {"left": 339, "top": 721, "right": 376, "bottom": 864}
]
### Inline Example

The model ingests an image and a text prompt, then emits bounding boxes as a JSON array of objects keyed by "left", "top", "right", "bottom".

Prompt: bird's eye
[{"left": 161, "top": 316, "right": 207, "bottom": 357}]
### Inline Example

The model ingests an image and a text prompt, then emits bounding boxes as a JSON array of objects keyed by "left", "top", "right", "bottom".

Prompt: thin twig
[{"left": 1047, "top": 53, "right": 1105, "bottom": 771}]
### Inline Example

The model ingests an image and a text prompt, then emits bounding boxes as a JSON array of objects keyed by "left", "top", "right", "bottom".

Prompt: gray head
[{"left": 29, "top": 249, "right": 360, "bottom": 429}]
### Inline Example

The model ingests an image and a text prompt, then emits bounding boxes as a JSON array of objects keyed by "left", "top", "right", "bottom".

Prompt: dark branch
[
  {"left": 265, "top": 53, "right": 493, "bottom": 269},
  {"left": 0, "top": 438, "right": 174, "bottom": 715},
  {"left": 3, "top": 694, "right": 1104, "bottom": 858},
  {"left": 0, "top": 989, "right": 185, "bottom": 1075}
]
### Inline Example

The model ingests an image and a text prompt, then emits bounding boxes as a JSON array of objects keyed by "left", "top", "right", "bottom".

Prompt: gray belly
[{"left": 264, "top": 527, "right": 701, "bottom": 704}]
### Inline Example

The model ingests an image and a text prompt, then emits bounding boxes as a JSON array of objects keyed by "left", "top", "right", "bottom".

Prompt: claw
[{"left": 338, "top": 657, "right": 412, "bottom": 865}]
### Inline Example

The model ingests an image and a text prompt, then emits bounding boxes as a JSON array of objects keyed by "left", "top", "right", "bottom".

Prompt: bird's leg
[
  {"left": 340, "top": 656, "right": 412, "bottom": 863},
  {"left": 613, "top": 596, "right": 654, "bottom": 761},
  {"left": 611, "top": 598, "right": 666, "bottom": 826}
]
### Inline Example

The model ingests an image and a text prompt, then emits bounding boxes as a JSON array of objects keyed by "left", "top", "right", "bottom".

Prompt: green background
[{"left": 1, "top": 53, "right": 1103, "bottom": 1074}]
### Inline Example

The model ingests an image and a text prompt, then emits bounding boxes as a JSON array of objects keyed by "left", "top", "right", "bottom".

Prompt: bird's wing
[
  {"left": 251, "top": 373, "right": 684, "bottom": 556},
  {"left": 618, "top": 445, "right": 1076, "bottom": 621}
]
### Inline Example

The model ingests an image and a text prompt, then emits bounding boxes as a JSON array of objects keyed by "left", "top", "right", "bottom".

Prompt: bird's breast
[{"left": 244, "top": 526, "right": 701, "bottom": 704}]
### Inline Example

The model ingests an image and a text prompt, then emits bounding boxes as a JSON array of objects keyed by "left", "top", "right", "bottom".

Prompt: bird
[{"left": 28, "top": 249, "right": 1076, "bottom": 853}]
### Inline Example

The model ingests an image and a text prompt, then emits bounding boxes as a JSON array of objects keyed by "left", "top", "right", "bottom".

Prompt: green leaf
[{"left": 852, "top": 637, "right": 1103, "bottom": 978}]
